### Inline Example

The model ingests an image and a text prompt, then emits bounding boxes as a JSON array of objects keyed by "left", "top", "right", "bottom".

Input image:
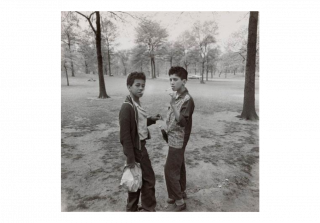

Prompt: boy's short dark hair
[
  {"left": 127, "top": 72, "right": 146, "bottom": 86},
  {"left": 168, "top": 66, "right": 188, "bottom": 80}
]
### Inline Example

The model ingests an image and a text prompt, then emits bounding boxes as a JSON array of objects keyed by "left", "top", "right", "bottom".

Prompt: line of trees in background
[
  {"left": 61, "top": 11, "right": 259, "bottom": 120},
  {"left": 61, "top": 12, "right": 259, "bottom": 83}
]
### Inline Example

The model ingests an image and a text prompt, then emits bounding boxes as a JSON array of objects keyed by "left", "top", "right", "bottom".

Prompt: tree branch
[
  {"left": 75, "top": 11, "right": 97, "bottom": 36},
  {"left": 61, "top": 40, "right": 68, "bottom": 45}
]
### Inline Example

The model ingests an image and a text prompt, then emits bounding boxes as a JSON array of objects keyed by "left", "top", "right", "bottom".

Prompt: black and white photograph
[{"left": 61, "top": 11, "right": 259, "bottom": 212}]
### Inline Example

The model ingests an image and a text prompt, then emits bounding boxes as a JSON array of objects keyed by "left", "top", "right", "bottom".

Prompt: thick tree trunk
[
  {"left": 64, "top": 63, "right": 69, "bottom": 86},
  {"left": 95, "top": 11, "right": 109, "bottom": 98},
  {"left": 240, "top": 11, "right": 259, "bottom": 120}
]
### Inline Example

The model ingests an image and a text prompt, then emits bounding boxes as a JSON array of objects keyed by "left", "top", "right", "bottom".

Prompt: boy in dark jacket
[
  {"left": 164, "top": 66, "right": 195, "bottom": 212},
  {"left": 119, "top": 72, "right": 161, "bottom": 212}
]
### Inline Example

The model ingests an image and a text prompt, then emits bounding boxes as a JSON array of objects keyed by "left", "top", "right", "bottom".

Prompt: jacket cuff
[{"left": 126, "top": 155, "right": 136, "bottom": 165}]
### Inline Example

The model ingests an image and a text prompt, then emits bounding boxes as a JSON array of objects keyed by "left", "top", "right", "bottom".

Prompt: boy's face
[
  {"left": 169, "top": 74, "right": 186, "bottom": 91},
  {"left": 128, "top": 79, "right": 145, "bottom": 98}
]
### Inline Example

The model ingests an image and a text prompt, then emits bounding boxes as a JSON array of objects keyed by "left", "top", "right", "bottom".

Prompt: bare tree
[
  {"left": 76, "top": 11, "right": 109, "bottom": 98},
  {"left": 61, "top": 46, "right": 70, "bottom": 86},
  {"left": 135, "top": 20, "right": 168, "bottom": 78},
  {"left": 190, "top": 20, "right": 218, "bottom": 83},
  {"left": 78, "top": 28, "right": 96, "bottom": 74},
  {"left": 61, "top": 12, "right": 79, "bottom": 77},
  {"left": 117, "top": 50, "right": 130, "bottom": 76},
  {"left": 101, "top": 18, "right": 118, "bottom": 76},
  {"left": 161, "top": 41, "right": 184, "bottom": 68},
  {"left": 130, "top": 45, "right": 149, "bottom": 73},
  {"left": 178, "top": 31, "right": 194, "bottom": 72}
]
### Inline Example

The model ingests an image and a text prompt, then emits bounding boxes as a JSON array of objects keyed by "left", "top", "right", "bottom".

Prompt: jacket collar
[
  {"left": 175, "top": 87, "right": 189, "bottom": 99},
  {"left": 125, "top": 95, "right": 134, "bottom": 105}
]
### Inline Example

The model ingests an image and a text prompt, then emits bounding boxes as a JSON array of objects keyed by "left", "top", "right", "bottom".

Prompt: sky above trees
[{"left": 77, "top": 11, "right": 249, "bottom": 52}]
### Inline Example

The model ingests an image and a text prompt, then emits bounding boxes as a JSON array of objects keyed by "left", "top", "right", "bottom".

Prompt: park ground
[{"left": 61, "top": 72, "right": 259, "bottom": 212}]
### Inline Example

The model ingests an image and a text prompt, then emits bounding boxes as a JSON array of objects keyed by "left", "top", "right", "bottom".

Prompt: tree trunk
[
  {"left": 206, "top": 63, "right": 209, "bottom": 81},
  {"left": 153, "top": 58, "right": 156, "bottom": 78},
  {"left": 104, "top": 65, "right": 108, "bottom": 75},
  {"left": 240, "top": 11, "right": 259, "bottom": 120},
  {"left": 95, "top": 11, "right": 109, "bottom": 98},
  {"left": 71, "top": 61, "right": 75, "bottom": 77},
  {"left": 85, "top": 61, "right": 89, "bottom": 74},
  {"left": 67, "top": 41, "right": 75, "bottom": 77},
  {"left": 150, "top": 57, "right": 156, "bottom": 79},
  {"left": 200, "top": 61, "right": 205, "bottom": 84},
  {"left": 107, "top": 46, "right": 112, "bottom": 76},
  {"left": 150, "top": 57, "right": 153, "bottom": 78},
  {"left": 64, "top": 63, "right": 69, "bottom": 86}
]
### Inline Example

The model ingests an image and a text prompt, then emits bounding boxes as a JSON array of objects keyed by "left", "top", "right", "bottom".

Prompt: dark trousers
[
  {"left": 126, "top": 140, "right": 156, "bottom": 212},
  {"left": 164, "top": 145, "right": 187, "bottom": 201}
]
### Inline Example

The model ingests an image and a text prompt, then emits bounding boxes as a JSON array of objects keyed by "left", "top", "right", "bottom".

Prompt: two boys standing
[{"left": 119, "top": 67, "right": 195, "bottom": 212}]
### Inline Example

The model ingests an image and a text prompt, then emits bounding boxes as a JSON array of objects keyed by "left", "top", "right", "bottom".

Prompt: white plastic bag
[{"left": 120, "top": 163, "right": 142, "bottom": 192}]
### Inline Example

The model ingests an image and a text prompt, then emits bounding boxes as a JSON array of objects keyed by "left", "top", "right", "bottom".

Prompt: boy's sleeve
[
  {"left": 177, "top": 97, "right": 195, "bottom": 127},
  {"left": 119, "top": 104, "right": 135, "bottom": 165},
  {"left": 147, "top": 117, "right": 156, "bottom": 126}
]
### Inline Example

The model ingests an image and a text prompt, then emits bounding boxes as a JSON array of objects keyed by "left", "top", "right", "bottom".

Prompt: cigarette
[{"left": 165, "top": 88, "right": 171, "bottom": 91}]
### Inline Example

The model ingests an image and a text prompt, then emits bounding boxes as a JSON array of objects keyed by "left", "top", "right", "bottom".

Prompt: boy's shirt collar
[{"left": 175, "top": 88, "right": 188, "bottom": 99}]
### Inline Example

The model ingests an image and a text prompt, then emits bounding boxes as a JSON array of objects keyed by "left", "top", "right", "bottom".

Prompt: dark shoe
[
  {"left": 165, "top": 203, "right": 186, "bottom": 212},
  {"left": 166, "top": 192, "right": 187, "bottom": 204},
  {"left": 138, "top": 206, "right": 156, "bottom": 212},
  {"left": 166, "top": 198, "right": 175, "bottom": 204},
  {"left": 139, "top": 209, "right": 147, "bottom": 212}
]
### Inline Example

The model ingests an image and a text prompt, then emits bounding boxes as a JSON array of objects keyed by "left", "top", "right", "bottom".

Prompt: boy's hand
[
  {"left": 169, "top": 93, "right": 175, "bottom": 105},
  {"left": 130, "top": 165, "right": 139, "bottom": 177},
  {"left": 150, "top": 114, "right": 162, "bottom": 121}
]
